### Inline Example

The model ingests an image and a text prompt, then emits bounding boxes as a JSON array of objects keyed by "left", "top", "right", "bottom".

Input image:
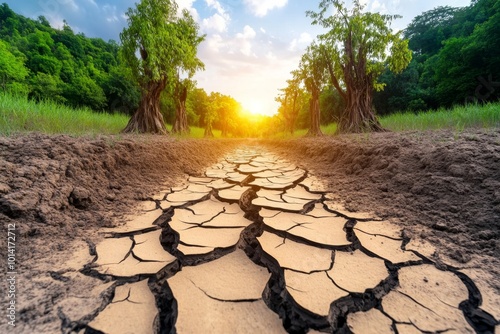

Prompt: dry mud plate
[{"left": 21, "top": 145, "right": 497, "bottom": 333}]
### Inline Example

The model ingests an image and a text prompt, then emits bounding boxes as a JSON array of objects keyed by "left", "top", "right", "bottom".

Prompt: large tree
[
  {"left": 120, "top": 0, "right": 204, "bottom": 134},
  {"left": 308, "top": 0, "right": 412, "bottom": 133}
]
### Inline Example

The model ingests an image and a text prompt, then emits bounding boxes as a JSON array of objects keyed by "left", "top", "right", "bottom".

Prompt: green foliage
[
  {"left": 320, "top": 87, "right": 345, "bottom": 124},
  {"left": 120, "top": 0, "right": 204, "bottom": 90},
  {"left": 0, "top": 39, "right": 29, "bottom": 94},
  {"left": 0, "top": 3, "right": 140, "bottom": 114},
  {"left": 375, "top": 0, "right": 500, "bottom": 114},
  {"left": 276, "top": 71, "right": 307, "bottom": 134}
]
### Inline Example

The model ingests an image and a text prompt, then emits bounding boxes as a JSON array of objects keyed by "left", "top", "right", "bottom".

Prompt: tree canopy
[
  {"left": 0, "top": 3, "right": 140, "bottom": 113},
  {"left": 374, "top": 0, "right": 500, "bottom": 113}
]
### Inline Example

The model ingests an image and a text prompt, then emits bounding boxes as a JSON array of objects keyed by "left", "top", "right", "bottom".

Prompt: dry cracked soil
[{"left": 0, "top": 129, "right": 499, "bottom": 334}]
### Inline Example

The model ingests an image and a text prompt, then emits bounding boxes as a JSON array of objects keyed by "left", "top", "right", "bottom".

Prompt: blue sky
[{"left": 4, "top": 0, "right": 471, "bottom": 115}]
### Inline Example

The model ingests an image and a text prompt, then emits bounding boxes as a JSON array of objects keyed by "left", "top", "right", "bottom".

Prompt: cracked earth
[{"left": 57, "top": 147, "right": 497, "bottom": 333}]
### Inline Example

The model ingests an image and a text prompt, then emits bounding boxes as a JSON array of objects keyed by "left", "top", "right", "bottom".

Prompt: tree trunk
[
  {"left": 221, "top": 119, "right": 229, "bottom": 137},
  {"left": 172, "top": 85, "right": 190, "bottom": 134},
  {"left": 337, "top": 81, "right": 386, "bottom": 134},
  {"left": 306, "top": 89, "right": 323, "bottom": 137},
  {"left": 286, "top": 91, "right": 299, "bottom": 135},
  {"left": 204, "top": 121, "right": 214, "bottom": 138},
  {"left": 336, "top": 34, "right": 386, "bottom": 134},
  {"left": 122, "top": 79, "right": 168, "bottom": 134}
]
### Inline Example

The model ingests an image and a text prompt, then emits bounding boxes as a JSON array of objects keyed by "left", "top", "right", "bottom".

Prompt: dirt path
[{"left": 1, "top": 131, "right": 499, "bottom": 333}]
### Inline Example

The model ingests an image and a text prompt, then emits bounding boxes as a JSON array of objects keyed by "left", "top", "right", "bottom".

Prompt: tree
[
  {"left": 204, "top": 92, "right": 220, "bottom": 138},
  {"left": 299, "top": 43, "right": 327, "bottom": 136},
  {"left": 120, "top": 0, "right": 204, "bottom": 134},
  {"left": 308, "top": 0, "right": 412, "bottom": 133},
  {"left": 172, "top": 78, "right": 191, "bottom": 134},
  {"left": 277, "top": 72, "right": 304, "bottom": 135}
]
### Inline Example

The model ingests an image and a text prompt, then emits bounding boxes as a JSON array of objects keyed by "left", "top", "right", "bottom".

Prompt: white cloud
[
  {"left": 201, "top": 0, "right": 230, "bottom": 33},
  {"left": 205, "top": 0, "right": 225, "bottom": 14},
  {"left": 266, "top": 51, "right": 277, "bottom": 60},
  {"left": 103, "top": 5, "right": 119, "bottom": 23},
  {"left": 288, "top": 32, "right": 313, "bottom": 51},
  {"left": 176, "top": 0, "right": 200, "bottom": 21},
  {"left": 206, "top": 34, "right": 224, "bottom": 53},
  {"left": 177, "top": 0, "right": 196, "bottom": 10},
  {"left": 236, "top": 25, "right": 257, "bottom": 56},
  {"left": 244, "top": 0, "right": 288, "bottom": 17},
  {"left": 298, "top": 32, "right": 312, "bottom": 44},
  {"left": 202, "top": 13, "right": 229, "bottom": 32},
  {"left": 238, "top": 25, "right": 257, "bottom": 39}
]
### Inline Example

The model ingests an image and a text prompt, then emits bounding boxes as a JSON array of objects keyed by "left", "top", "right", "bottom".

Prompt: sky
[{"left": 4, "top": 0, "right": 472, "bottom": 116}]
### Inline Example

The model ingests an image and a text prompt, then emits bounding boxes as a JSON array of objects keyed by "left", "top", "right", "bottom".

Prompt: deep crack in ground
[{"left": 68, "top": 146, "right": 498, "bottom": 334}]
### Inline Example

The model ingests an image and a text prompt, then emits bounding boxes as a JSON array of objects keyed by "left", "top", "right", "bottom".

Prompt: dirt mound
[
  {"left": 261, "top": 129, "right": 500, "bottom": 283},
  {"left": 0, "top": 133, "right": 241, "bottom": 249}
]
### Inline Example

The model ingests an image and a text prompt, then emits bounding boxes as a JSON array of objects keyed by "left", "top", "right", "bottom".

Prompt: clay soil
[{"left": 1, "top": 129, "right": 499, "bottom": 332}]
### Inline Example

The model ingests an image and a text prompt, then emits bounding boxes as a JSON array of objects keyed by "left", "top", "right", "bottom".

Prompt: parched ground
[
  {"left": 0, "top": 129, "right": 498, "bottom": 333},
  {"left": 261, "top": 129, "right": 500, "bottom": 278}
]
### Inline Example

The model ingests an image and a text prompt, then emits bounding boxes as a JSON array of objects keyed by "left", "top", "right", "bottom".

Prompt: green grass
[
  {"left": 380, "top": 103, "right": 500, "bottom": 132},
  {"left": 176, "top": 126, "right": 222, "bottom": 139},
  {"left": 270, "top": 123, "right": 338, "bottom": 139},
  {"left": 0, "top": 93, "right": 129, "bottom": 136}
]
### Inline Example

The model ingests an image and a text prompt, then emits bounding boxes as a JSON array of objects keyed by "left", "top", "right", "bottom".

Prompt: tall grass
[
  {"left": 0, "top": 93, "right": 129, "bottom": 136},
  {"left": 380, "top": 103, "right": 500, "bottom": 132}
]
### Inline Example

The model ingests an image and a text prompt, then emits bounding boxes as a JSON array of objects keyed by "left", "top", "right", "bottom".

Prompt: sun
[{"left": 243, "top": 100, "right": 265, "bottom": 116}]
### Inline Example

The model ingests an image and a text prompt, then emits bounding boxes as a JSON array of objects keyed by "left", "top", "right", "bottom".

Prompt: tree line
[
  {"left": 375, "top": 0, "right": 500, "bottom": 114},
  {"left": 0, "top": 3, "right": 140, "bottom": 114},
  {"left": 1, "top": 0, "right": 498, "bottom": 136},
  {"left": 276, "top": 0, "right": 499, "bottom": 134}
]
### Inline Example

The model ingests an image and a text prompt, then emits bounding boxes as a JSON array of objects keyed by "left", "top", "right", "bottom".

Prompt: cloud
[
  {"left": 244, "top": 0, "right": 288, "bottom": 17},
  {"left": 201, "top": 0, "right": 230, "bottom": 32},
  {"left": 102, "top": 5, "right": 119, "bottom": 23},
  {"left": 288, "top": 32, "right": 313, "bottom": 51},
  {"left": 235, "top": 25, "right": 257, "bottom": 56},
  {"left": 177, "top": 0, "right": 200, "bottom": 20}
]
